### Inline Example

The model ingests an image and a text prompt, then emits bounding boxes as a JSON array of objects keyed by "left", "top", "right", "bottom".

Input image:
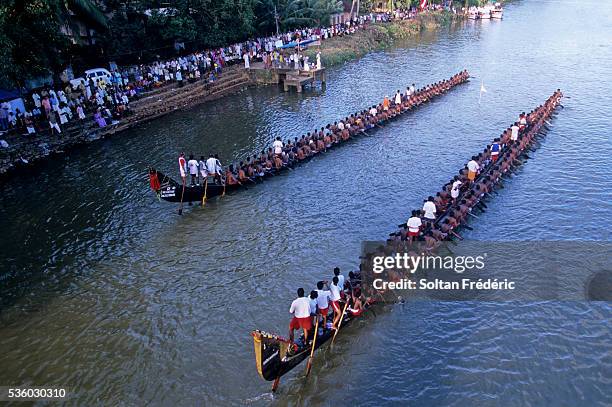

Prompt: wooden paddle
[
  {"left": 201, "top": 177, "right": 208, "bottom": 206},
  {"left": 332, "top": 301, "right": 350, "bottom": 344},
  {"left": 305, "top": 316, "right": 319, "bottom": 376},
  {"left": 178, "top": 177, "right": 186, "bottom": 215}
]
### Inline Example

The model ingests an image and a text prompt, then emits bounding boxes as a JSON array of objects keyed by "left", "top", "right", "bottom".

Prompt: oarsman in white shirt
[
  {"left": 315, "top": 281, "right": 332, "bottom": 327},
  {"left": 272, "top": 136, "right": 283, "bottom": 156},
  {"left": 394, "top": 90, "right": 402, "bottom": 105},
  {"left": 187, "top": 154, "right": 199, "bottom": 185},
  {"left": 198, "top": 155, "right": 208, "bottom": 184},
  {"left": 328, "top": 277, "right": 343, "bottom": 330},
  {"left": 451, "top": 176, "right": 462, "bottom": 203},
  {"left": 422, "top": 196, "right": 437, "bottom": 222},
  {"left": 510, "top": 122, "right": 519, "bottom": 143},
  {"left": 333, "top": 267, "right": 345, "bottom": 293},
  {"left": 467, "top": 156, "right": 480, "bottom": 183},
  {"left": 309, "top": 291, "right": 318, "bottom": 330},
  {"left": 409, "top": 83, "right": 416, "bottom": 96},
  {"left": 178, "top": 153, "right": 187, "bottom": 182},
  {"left": 337, "top": 120, "right": 345, "bottom": 131},
  {"left": 406, "top": 210, "right": 422, "bottom": 246},
  {"left": 206, "top": 154, "right": 220, "bottom": 184},
  {"left": 289, "top": 288, "right": 312, "bottom": 344},
  {"left": 369, "top": 106, "right": 377, "bottom": 116}
]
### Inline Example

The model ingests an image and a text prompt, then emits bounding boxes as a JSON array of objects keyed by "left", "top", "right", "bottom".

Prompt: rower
[
  {"left": 289, "top": 288, "right": 312, "bottom": 345},
  {"left": 187, "top": 154, "right": 199, "bottom": 186},
  {"left": 178, "top": 152, "right": 187, "bottom": 183},
  {"left": 225, "top": 165, "right": 239, "bottom": 185},
  {"left": 238, "top": 162, "right": 248, "bottom": 182},
  {"left": 467, "top": 156, "right": 480, "bottom": 184},
  {"left": 422, "top": 196, "right": 437, "bottom": 223},
  {"left": 315, "top": 281, "right": 331, "bottom": 327},
  {"left": 406, "top": 210, "right": 422, "bottom": 245}
]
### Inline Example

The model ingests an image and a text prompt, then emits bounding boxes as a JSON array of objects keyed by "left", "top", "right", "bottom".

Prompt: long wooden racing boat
[
  {"left": 251, "top": 90, "right": 564, "bottom": 390},
  {"left": 149, "top": 71, "right": 470, "bottom": 205}
]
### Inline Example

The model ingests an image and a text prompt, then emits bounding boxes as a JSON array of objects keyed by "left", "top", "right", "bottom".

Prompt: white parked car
[{"left": 84, "top": 68, "right": 112, "bottom": 83}]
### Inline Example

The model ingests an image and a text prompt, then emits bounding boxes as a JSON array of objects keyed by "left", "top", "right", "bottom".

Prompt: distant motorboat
[{"left": 491, "top": 2, "right": 504, "bottom": 19}]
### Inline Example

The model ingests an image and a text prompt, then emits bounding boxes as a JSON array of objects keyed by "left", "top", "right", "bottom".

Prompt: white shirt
[
  {"left": 187, "top": 159, "right": 198, "bottom": 175},
  {"left": 289, "top": 297, "right": 311, "bottom": 318},
  {"left": 199, "top": 160, "right": 207, "bottom": 175},
  {"left": 206, "top": 157, "right": 217, "bottom": 174},
  {"left": 329, "top": 283, "right": 341, "bottom": 301},
  {"left": 467, "top": 160, "right": 479, "bottom": 173},
  {"left": 337, "top": 121, "right": 345, "bottom": 130},
  {"left": 407, "top": 216, "right": 422, "bottom": 233},
  {"left": 423, "top": 201, "right": 437, "bottom": 219},
  {"left": 273, "top": 140, "right": 283, "bottom": 155},
  {"left": 336, "top": 274, "right": 345, "bottom": 290},
  {"left": 369, "top": 107, "right": 377, "bottom": 116},
  {"left": 309, "top": 298, "right": 317, "bottom": 315},
  {"left": 451, "top": 180, "right": 462, "bottom": 198},
  {"left": 511, "top": 125, "right": 519, "bottom": 141},
  {"left": 394, "top": 93, "right": 401, "bottom": 104},
  {"left": 315, "top": 289, "right": 331, "bottom": 309}
]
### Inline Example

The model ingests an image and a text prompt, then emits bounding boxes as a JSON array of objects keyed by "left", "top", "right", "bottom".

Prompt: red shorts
[
  {"left": 491, "top": 154, "right": 498, "bottom": 162},
  {"left": 331, "top": 300, "right": 341, "bottom": 313},
  {"left": 408, "top": 230, "right": 419, "bottom": 237},
  {"left": 319, "top": 307, "right": 329, "bottom": 316},
  {"left": 290, "top": 316, "right": 312, "bottom": 331}
]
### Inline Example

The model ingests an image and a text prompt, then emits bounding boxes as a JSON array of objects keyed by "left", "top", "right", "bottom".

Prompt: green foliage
[{"left": 0, "top": 0, "right": 69, "bottom": 88}]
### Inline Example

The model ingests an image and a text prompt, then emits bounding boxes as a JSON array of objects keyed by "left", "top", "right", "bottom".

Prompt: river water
[{"left": 1, "top": 0, "right": 611, "bottom": 405}]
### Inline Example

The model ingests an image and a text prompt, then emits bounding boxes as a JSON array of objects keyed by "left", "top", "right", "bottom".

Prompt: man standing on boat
[
  {"left": 198, "top": 155, "right": 208, "bottom": 184},
  {"left": 273, "top": 136, "right": 283, "bottom": 156},
  {"left": 510, "top": 122, "right": 520, "bottom": 144},
  {"left": 406, "top": 210, "right": 422, "bottom": 246},
  {"left": 329, "top": 277, "right": 343, "bottom": 330},
  {"left": 423, "top": 196, "right": 437, "bottom": 223},
  {"left": 490, "top": 139, "right": 501, "bottom": 162},
  {"left": 333, "top": 267, "right": 345, "bottom": 293},
  {"left": 187, "top": 154, "right": 199, "bottom": 186},
  {"left": 178, "top": 152, "right": 187, "bottom": 183},
  {"left": 289, "top": 288, "right": 312, "bottom": 345},
  {"left": 315, "top": 281, "right": 332, "bottom": 328},
  {"left": 467, "top": 156, "right": 480, "bottom": 183}
]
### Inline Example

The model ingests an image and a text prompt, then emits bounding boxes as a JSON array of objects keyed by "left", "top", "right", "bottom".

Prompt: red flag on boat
[{"left": 419, "top": 0, "right": 427, "bottom": 10}]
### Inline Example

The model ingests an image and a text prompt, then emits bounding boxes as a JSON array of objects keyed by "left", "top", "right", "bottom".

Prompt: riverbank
[
  {"left": 305, "top": 11, "right": 457, "bottom": 66},
  {"left": 0, "top": 12, "right": 459, "bottom": 182}
]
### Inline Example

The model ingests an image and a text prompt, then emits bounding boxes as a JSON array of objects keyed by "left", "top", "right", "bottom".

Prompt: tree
[{"left": 0, "top": 0, "right": 70, "bottom": 89}]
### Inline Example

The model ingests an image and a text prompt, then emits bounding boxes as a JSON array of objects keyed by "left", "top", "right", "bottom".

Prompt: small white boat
[
  {"left": 467, "top": 6, "right": 479, "bottom": 19},
  {"left": 479, "top": 5, "right": 494, "bottom": 19},
  {"left": 491, "top": 2, "right": 503, "bottom": 19}
]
